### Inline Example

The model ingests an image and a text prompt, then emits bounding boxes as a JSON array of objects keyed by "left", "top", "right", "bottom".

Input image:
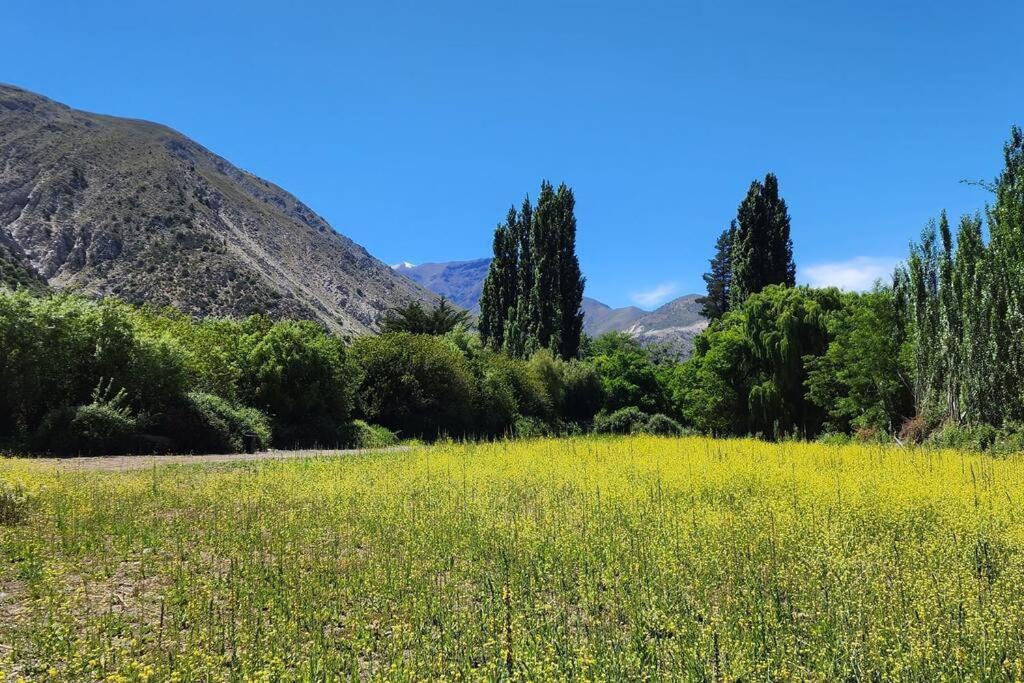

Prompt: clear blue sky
[{"left": 6, "top": 1, "right": 1023, "bottom": 308}]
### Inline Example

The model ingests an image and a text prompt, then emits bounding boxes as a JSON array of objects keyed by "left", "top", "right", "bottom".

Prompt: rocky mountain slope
[
  {"left": 622, "top": 294, "right": 707, "bottom": 357},
  {"left": 0, "top": 84, "right": 433, "bottom": 334},
  {"left": 394, "top": 258, "right": 708, "bottom": 356}
]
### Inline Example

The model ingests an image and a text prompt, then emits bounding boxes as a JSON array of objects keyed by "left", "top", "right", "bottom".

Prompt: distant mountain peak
[{"left": 391, "top": 261, "right": 416, "bottom": 270}]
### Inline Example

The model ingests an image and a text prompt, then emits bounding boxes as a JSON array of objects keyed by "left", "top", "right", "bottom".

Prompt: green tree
[
  {"left": 805, "top": 287, "right": 914, "bottom": 434},
  {"left": 381, "top": 297, "right": 470, "bottom": 335},
  {"left": 239, "top": 320, "right": 356, "bottom": 447},
  {"left": 349, "top": 333, "right": 476, "bottom": 439},
  {"left": 698, "top": 222, "right": 735, "bottom": 320},
  {"left": 675, "top": 286, "right": 840, "bottom": 438},
  {"left": 479, "top": 182, "right": 584, "bottom": 360},
  {"left": 588, "top": 333, "right": 669, "bottom": 415},
  {"left": 730, "top": 173, "right": 795, "bottom": 307}
]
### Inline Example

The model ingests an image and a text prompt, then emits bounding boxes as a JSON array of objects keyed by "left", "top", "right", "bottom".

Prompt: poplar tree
[{"left": 478, "top": 181, "right": 585, "bottom": 360}]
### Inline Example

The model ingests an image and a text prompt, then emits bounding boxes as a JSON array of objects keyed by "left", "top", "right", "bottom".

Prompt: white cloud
[
  {"left": 801, "top": 256, "right": 899, "bottom": 291},
  {"left": 631, "top": 281, "right": 679, "bottom": 308}
]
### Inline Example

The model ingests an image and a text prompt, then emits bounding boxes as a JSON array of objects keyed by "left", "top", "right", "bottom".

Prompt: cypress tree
[
  {"left": 730, "top": 173, "right": 795, "bottom": 307},
  {"left": 698, "top": 222, "right": 735, "bottom": 321}
]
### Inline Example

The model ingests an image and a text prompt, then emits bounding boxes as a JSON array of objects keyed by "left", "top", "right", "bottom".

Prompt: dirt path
[{"left": 15, "top": 447, "right": 410, "bottom": 472}]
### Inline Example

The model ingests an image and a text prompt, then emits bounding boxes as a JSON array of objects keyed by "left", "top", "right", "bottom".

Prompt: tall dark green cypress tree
[
  {"left": 698, "top": 222, "right": 735, "bottom": 321},
  {"left": 730, "top": 173, "right": 795, "bottom": 307}
]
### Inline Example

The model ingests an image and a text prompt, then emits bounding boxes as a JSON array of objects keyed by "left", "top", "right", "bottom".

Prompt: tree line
[{"left": 2, "top": 128, "right": 1023, "bottom": 455}]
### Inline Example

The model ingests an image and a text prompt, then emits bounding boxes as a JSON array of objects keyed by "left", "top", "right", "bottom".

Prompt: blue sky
[{"left": 6, "top": 1, "right": 1023, "bottom": 308}]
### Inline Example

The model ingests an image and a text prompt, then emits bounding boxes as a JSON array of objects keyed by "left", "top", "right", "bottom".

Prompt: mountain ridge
[{"left": 0, "top": 84, "right": 434, "bottom": 334}]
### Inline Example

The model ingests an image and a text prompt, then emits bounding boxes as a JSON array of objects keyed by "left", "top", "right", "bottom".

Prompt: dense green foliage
[
  {"left": 0, "top": 292, "right": 355, "bottom": 454},
  {"left": 729, "top": 173, "right": 796, "bottom": 305},
  {"left": 479, "top": 181, "right": 585, "bottom": 359},
  {"left": 697, "top": 222, "right": 734, "bottom": 320},
  {"left": 349, "top": 333, "right": 477, "bottom": 439},
  {"left": 673, "top": 286, "right": 841, "bottom": 438},
  {"left": 4, "top": 128, "right": 1024, "bottom": 455},
  {"left": 896, "top": 128, "right": 1024, "bottom": 432},
  {"left": 380, "top": 297, "right": 469, "bottom": 335}
]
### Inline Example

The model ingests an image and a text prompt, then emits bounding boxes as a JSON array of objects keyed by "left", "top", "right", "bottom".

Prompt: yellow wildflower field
[{"left": 2, "top": 437, "right": 1024, "bottom": 680}]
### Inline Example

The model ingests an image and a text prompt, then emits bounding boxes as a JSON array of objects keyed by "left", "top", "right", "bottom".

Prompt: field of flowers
[{"left": 2, "top": 436, "right": 1024, "bottom": 680}]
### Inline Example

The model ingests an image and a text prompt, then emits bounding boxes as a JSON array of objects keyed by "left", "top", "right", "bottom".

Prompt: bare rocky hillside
[{"left": 0, "top": 84, "right": 433, "bottom": 334}]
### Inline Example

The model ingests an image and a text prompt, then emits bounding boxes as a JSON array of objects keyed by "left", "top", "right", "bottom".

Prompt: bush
[
  {"left": 474, "top": 367, "right": 519, "bottom": 436},
  {"left": 0, "top": 292, "right": 186, "bottom": 442},
  {"left": 817, "top": 431, "right": 853, "bottom": 446},
  {"left": 561, "top": 360, "right": 605, "bottom": 423},
  {"left": 0, "top": 480, "right": 34, "bottom": 526},
  {"left": 32, "top": 382, "right": 140, "bottom": 456},
  {"left": 925, "top": 422, "right": 1012, "bottom": 453},
  {"left": 240, "top": 320, "right": 357, "bottom": 447},
  {"left": 342, "top": 420, "right": 399, "bottom": 449},
  {"left": 899, "top": 415, "right": 930, "bottom": 445},
  {"left": 350, "top": 333, "right": 476, "bottom": 439},
  {"left": 641, "top": 413, "right": 685, "bottom": 436},
  {"left": 593, "top": 407, "right": 649, "bottom": 435},
  {"left": 513, "top": 416, "right": 551, "bottom": 439},
  {"left": 164, "top": 392, "right": 271, "bottom": 454}
]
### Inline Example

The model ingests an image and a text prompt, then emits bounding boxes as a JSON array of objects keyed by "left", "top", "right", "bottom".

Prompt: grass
[{"left": 2, "top": 436, "right": 1024, "bottom": 680}]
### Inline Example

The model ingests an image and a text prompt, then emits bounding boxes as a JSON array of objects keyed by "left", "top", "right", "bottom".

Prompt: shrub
[
  {"left": 641, "top": 413, "right": 685, "bottom": 436},
  {"left": 240, "top": 320, "right": 357, "bottom": 447},
  {"left": 817, "top": 431, "right": 853, "bottom": 446},
  {"left": 164, "top": 392, "right": 271, "bottom": 454},
  {"left": 342, "top": 420, "right": 399, "bottom": 449},
  {"left": 474, "top": 367, "right": 518, "bottom": 436},
  {"left": 0, "top": 480, "right": 34, "bottom": 526},
  {"left": 0, "top": 292, "right": 186, "bottom": 442},
  {"left": 528, "top": 350, "right": 566, "bottom": 413},
  {"left": 32, "top": 381, "right": 140, "bottom": 456},
  {"left": 561, "top": 360, "right": 605, "bottom": 422},
  {"left": 926, "top": 422, "right": 1002, "bottom": 452},
  {"left": 593, "top": 407, "right": 648, "bottom": 435},
  {"left": 899, "top": 415, "right": 930, "bottom": 445},
  {"left": 513, "top": 416, "right": 551, "bottom": 439},
  {"left": 349, "top": 333, "right": 476, "bottom": 439}
]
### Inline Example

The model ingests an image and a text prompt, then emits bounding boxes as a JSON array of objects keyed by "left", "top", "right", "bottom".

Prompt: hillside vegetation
[{"left": 2, "top": 437, "right": 1023, "bottom": 679}]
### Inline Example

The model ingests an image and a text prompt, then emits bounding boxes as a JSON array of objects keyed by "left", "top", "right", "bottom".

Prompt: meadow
[{"left": 2, "top": 436, "right": 1024, "bottom": 681}]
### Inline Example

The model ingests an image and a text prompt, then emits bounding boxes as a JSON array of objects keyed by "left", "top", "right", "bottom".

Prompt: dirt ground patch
[{"left": 11, "top": 447, "right": 409, "bottom": 472}]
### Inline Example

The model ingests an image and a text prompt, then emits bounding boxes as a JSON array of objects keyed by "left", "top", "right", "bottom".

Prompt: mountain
[
  {"left": 581, "top": 297, "right": 646, "bottom": 336},
  {"left": 0, "top": 84, "right": 433, "bottom": 334},
  {"left": 393, "top": 258, "right": 707, "bottom": 356},
  {"left": 393, "top": 258, "right": 490, "bottom": 311},
  {"left": 623, "top": 294, "right": 708, "bottom": 356}
]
